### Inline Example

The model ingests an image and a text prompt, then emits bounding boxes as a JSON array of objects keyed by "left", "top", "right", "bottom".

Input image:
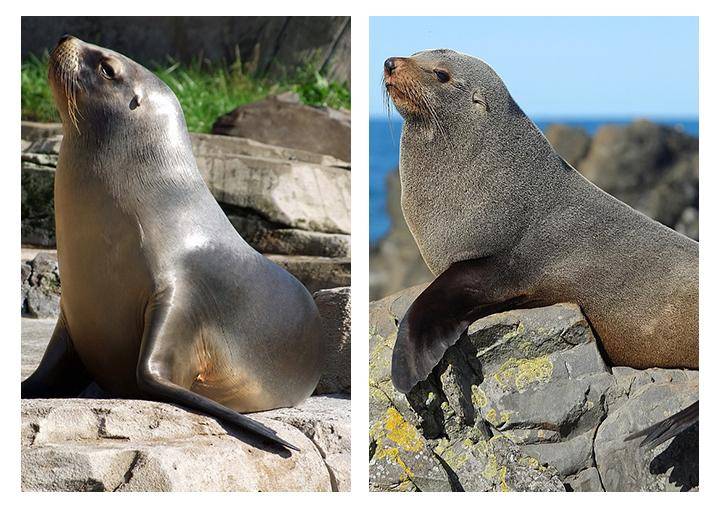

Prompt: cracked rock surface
[{"left": 369, "top": 284, "right": 698, "bottom": 492}]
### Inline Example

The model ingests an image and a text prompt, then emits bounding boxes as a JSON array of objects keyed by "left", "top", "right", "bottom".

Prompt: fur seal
[
  {"left": 383, "top": 49, "right": 698, "bottom": 443},
  {"left": 21, "top": 36, "right": 322, "bottom": 450}
]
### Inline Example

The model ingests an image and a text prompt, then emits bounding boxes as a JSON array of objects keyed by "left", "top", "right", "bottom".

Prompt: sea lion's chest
[
  {"left": 54, "top": 162, "right": 153, "bottom": 391},
  {"left": 399, "top": 142, "right": 494, "bottom": 274}
]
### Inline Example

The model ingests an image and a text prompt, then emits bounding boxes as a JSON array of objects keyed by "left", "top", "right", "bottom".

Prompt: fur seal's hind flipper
[
  {"left": 21, "top": 311, "right": 93, "bottom": 398},
  {"left": 137, "top": 293, "right": 299, "bottom": 451},
  {"left": 391, "top": 259, "right": 528, "bottom": 394},
  {"left": 625, "top": 400, "right": 699, "bottom": 450}
]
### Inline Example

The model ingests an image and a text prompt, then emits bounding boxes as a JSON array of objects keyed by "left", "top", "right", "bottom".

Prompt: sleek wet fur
[
  {"left": 21, "top": 37, "right": 323, "bottom": 450},
  {"left": 384, "top": 49, "right": 698, "bottom": 442}
]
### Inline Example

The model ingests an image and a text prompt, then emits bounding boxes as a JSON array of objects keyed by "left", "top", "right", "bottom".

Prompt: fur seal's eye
[
  {"left": 99, "top": 61, "right": 116, "bottom": 80},
  {"left": 434, "top": 69, "right": 450, "bottom": 83}
]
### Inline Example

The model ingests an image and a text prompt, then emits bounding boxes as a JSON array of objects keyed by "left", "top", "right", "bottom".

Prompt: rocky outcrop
[
  {"left": 21, "top": 397, "right": 347, "bottom": 491},
  {"left": 212, "top": 92, "right": 351, "bottom": 162},
  {"left": 313, "top": 287, "right": 351, "bottom": 394},
  {"left": 545, "top": 119, "right": 698, "bottom": 239},
  {"left": 369, "top": 284, "right": 698, "bottom": 492},
  {"left": 21, "top": 17, "right": 351, "bottom": 84},
  {"left": 21, "top": 251, "right": 60, "bottom": 318},
  {"left": 21, "top": 318, "right": 351, "bottom": 492},
  {"left": 370, "top": 120, "right": 698, "bottom": 299}
]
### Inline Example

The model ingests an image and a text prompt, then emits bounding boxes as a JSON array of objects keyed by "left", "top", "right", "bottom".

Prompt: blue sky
[{"left": 369, "top": 16, "right": 698, "bottom": 119}]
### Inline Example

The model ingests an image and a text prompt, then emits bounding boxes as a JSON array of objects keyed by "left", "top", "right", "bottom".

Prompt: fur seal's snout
[{"left": 384, "top": 57, "right": 398, "bottom": 74}]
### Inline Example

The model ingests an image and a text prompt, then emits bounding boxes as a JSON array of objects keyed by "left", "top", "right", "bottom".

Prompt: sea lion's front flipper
[
  {"left": 391, "top": 259, "right": 528, "bottom": 394},
  {"left": 136, "top": 290, "right": 299, "bottom": 452},
  {"left": 21, "top": 309, "right": 92, "bottom": 398}
]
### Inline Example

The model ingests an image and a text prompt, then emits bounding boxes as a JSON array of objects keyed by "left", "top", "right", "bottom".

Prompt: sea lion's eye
[
  {"left": 99, "top": 61, "right": 116, "bottom": 80},
  {"left": 434, "top": 69, "right": 450, "bottom": 83}
]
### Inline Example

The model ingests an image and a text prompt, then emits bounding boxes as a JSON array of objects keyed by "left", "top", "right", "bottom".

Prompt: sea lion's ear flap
[
  {"left": 391, "top": 260, "right": 524, "bottom": 394},
  {"left": 472, "top": 89, "right": 488, "bottom": 113},
  {"left": 129, "top": 89, "right": 143, "bottom": 110}
]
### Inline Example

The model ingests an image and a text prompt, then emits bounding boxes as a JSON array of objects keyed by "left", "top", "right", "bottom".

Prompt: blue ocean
[{"left": 369, "top": 117, "right": 699, "bottom": 244}]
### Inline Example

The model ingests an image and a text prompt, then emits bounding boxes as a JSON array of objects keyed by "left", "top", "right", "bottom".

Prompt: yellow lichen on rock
[
  {"left": 493, "top": 355, "right": 553, "bottom": 391},
  {"left": 471, "top": 384, "right": 488, "bottom": 408},
  {"left": 370, "top": 407, "right": 425, "bottom": 480}
]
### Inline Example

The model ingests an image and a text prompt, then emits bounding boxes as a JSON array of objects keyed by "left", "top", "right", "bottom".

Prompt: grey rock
[
  {"left": 313, "top": 287, "right": 351, "bottom": 394},
  {"left": 213, "top": 92, "right": 351, "bottom": 162},
  {"left": 21, "top": 399, "right": 333, "bottom": 491},
  {"left": 565, "top": 467, "right": 604, "bottom": 492},
  {"left": 369, "top": 284, "right": 698, "bottom": 492},
  {"left": 195, "top": 149, "right": 351, "bottom": 235},
  {"left": 226, "top": 211, "right": 350, "bottom": 257},
  {"left": 22, "top": 252, "right": 61, "bottom": 318},
  {"left": 264, "top": 394, "right": 351, "bottom": 491},
  {"left": 545, "top": 124, "right": 592, "bottom": 168},
  {"left": 369, "top": 285, "right": 568, "bottom": 492},
  {"left": 595, "top": 368, "right": 698, "bottom": 491},
  {"left": 192, "top": 131, "right": 349, "bottom": 168},
  {"left": 21, "top": 121, "right": 63, "bottom": 142},
  {"left": 576, "top": 120, "right": 698, "bottom": 238},
  {"left": 267, "top": 255, "right": 350, "bottom": 294}
]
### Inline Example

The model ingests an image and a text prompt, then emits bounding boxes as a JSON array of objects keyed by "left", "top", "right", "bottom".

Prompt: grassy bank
[{"left": 21, "top": 55, "right": 351, "bottom": 133}]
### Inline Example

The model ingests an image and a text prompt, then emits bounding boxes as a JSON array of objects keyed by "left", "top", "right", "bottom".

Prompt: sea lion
[
  {"left": 383, "top": 49, "right": 698, "bottom": 444},
  {"left": 21, "top": 36, "right": 323, "bottom": 450}
]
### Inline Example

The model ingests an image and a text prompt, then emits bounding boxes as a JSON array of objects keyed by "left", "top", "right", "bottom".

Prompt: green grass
[{"left": 21, "top": 55, "right": 351, "bottom": 133}]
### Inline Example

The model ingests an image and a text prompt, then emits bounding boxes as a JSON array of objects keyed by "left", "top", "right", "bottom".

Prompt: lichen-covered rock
[
  {"left": 313, "top": 287, "right": 351, "bottom": 394},
  {"left": 369, "top": 284, "right": 698, "bottom": 492}
]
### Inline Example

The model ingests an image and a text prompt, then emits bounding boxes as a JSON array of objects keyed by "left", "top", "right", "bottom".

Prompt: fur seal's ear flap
[
  {"left": 472, "top": 89, "right": 488, "bottom": 113},
  {"left": 129, "top": 89, "right": 143, "bottom": 110}
]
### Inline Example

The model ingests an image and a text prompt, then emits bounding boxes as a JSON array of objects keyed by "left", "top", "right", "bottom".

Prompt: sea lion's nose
[
  {"left": 384, "top": 58, "right": 398, "bottom": 74},
  {"left": 57, "top": 34, "right": 75, "bottom": 46}
]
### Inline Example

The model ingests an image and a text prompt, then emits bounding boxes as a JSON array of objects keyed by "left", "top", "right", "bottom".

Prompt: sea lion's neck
[{"left": 399, "top": 113, "right": 571, "bottom": 274}]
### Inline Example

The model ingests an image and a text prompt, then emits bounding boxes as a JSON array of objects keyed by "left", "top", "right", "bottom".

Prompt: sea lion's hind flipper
[
  {"left": 136, "top": 292, "right": 299, "bottom": 451},
  {"left": 21, "top": 310, "right": 92, "bottom": 398},
  {"left": 391, "top": 259, "right": 526, "bottom": 394},
  {"left": 625, "top": 400, "right": 698, "bottom": 450}
]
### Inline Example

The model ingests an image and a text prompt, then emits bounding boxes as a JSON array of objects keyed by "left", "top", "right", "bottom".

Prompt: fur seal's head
[
  {"left": 48, "top": 36, "right": 187, "bottom": 146},
  {"left": 384, "top": 49, "right": 525, "bottom": 141}
]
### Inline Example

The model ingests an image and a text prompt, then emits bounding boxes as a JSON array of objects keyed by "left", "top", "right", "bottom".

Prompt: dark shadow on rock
[
  {"left": 649, "top": 423, "right": 699, "bottom": 491},
  {"left": 434, "top": 452, "right": 465, "bottom": 492}
]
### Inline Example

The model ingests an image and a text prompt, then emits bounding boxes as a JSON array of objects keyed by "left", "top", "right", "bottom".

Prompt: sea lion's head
[
  {"left": 48, "top": 36, "right": 186, "bottom": 145},
  {"left": 384, "top": 49, "right": 521, "bottom": 139}
]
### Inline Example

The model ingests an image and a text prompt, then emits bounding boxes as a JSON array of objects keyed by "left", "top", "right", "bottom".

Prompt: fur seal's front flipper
[
  {"left": 391, "top": 259, "right": 529, "bottom": 393},
  {"left": 21, "top": 311, "right": 92, "bottom": 398},
  {"left": 625, "top": 400, "right": 699, "bottom": 450},
  {"left": 136, "top": 292, "right": 299, "bottom": 452}
]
